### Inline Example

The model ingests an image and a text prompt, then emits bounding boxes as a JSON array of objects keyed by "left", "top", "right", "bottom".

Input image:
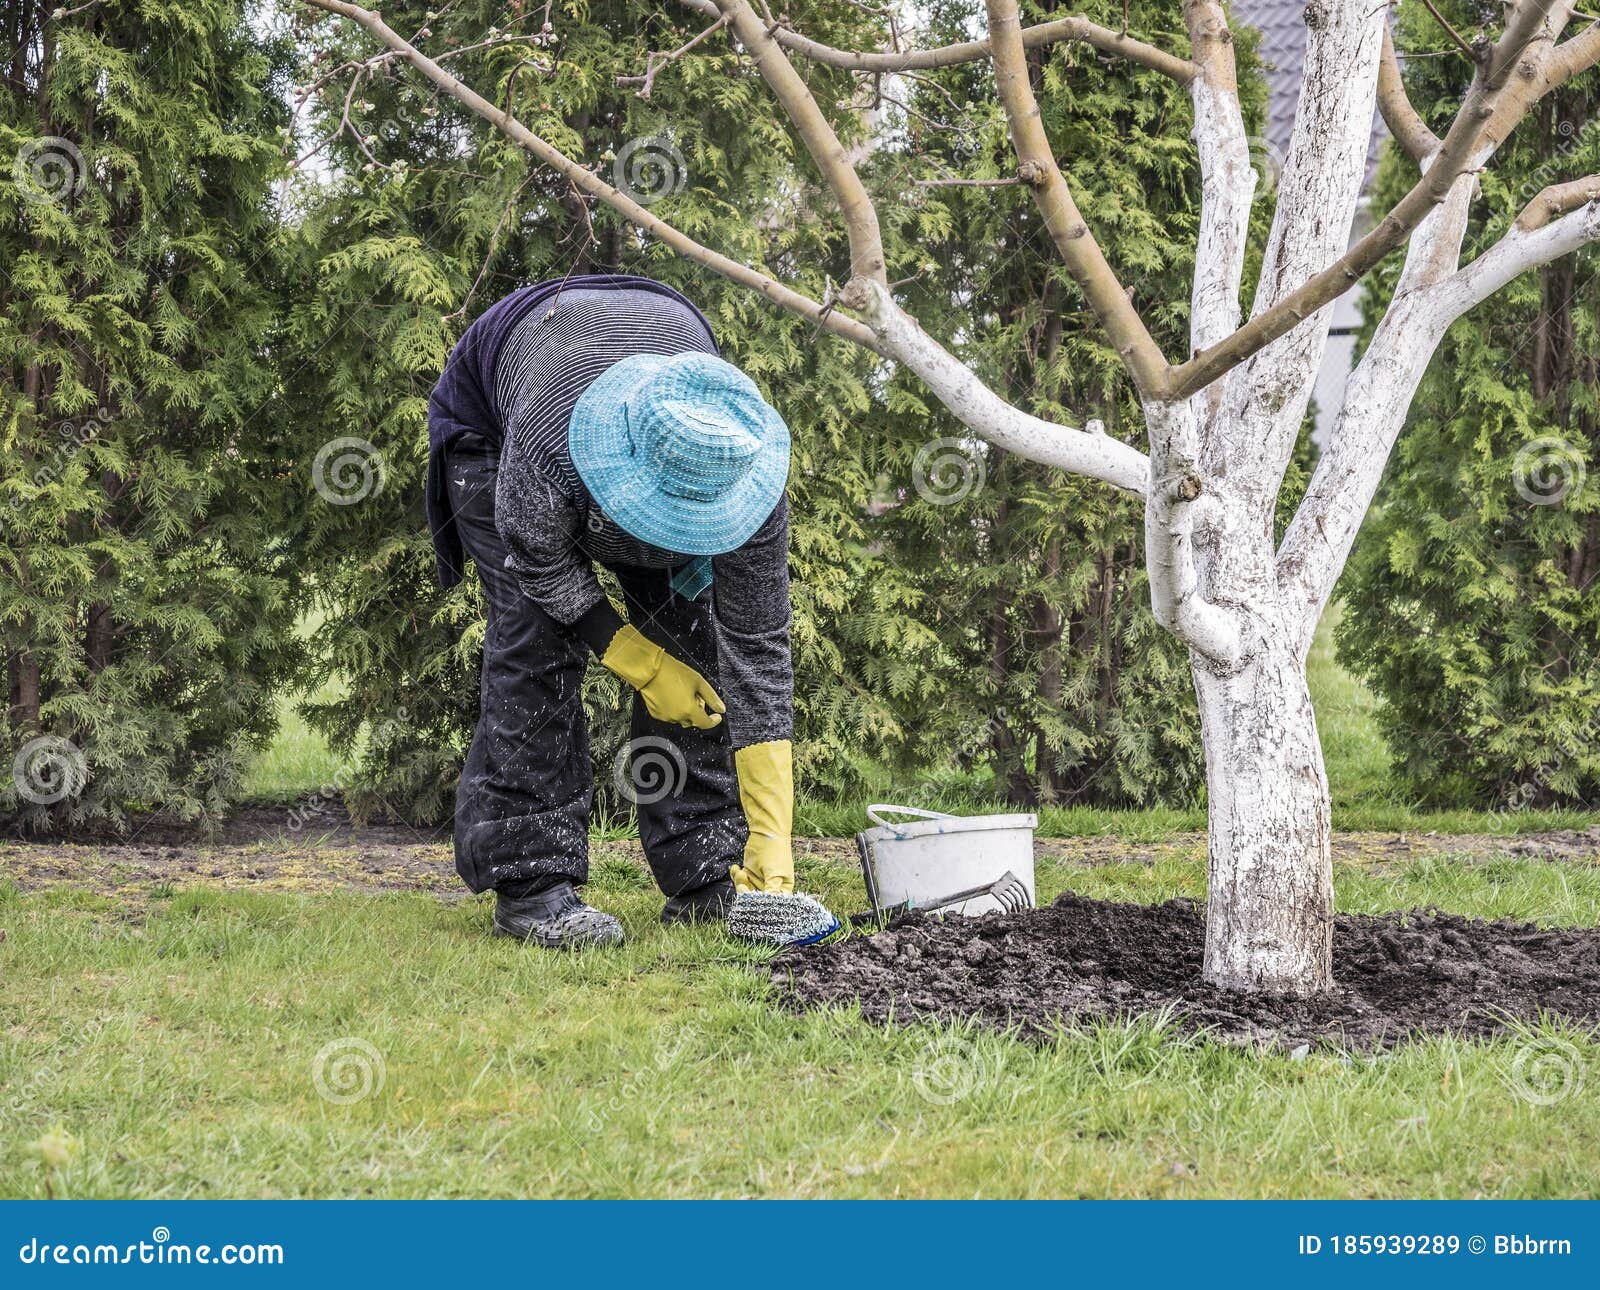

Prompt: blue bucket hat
[{"left": 568, "top": 351, "right": 790, "bottom": 556}]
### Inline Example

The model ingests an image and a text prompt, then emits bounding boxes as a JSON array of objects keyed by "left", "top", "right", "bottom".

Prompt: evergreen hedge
[{"left": 1338, "top": 0, "right": 1600, "bottom": 808}]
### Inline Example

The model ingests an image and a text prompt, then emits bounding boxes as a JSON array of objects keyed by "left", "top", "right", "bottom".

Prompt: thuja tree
[
  {"left": 1339, "top": 0, "right": 1600, "bottom": 808},
  {"left": 1, "top": 1, "right": 302, "bottom": 828},
  {"left": 283, "top": 0, "right": 904, "bottom": 820},
  {"left": 852, "top": 0, "right": 1270, "bottom": 806},
  {"left": 305, "top": 0, "right": 1600, "bottom": 995}
]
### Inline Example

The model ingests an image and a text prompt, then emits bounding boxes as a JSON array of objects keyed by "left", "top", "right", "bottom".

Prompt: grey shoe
[
  {"left": 661, "top": 877, "right": 735, "bottom": 926},
  {"left": 494, "top": 882, "right": 624, "bottom": 949}
]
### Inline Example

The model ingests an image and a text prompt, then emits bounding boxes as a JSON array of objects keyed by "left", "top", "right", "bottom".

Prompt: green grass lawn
[
  {"left": 17, "top": 607, "right": 1588, "bottom": 1198},
  {"left": 4, "top": 847, "right": 1598, "bottom": 1199}
]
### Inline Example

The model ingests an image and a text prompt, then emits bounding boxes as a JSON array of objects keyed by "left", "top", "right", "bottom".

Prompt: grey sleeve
[
  {"left": 493, "top": 443, "right": 606, "bottom": 627},
  {"left": 712, "top": 496, "right": 794, "bottom": 749}
]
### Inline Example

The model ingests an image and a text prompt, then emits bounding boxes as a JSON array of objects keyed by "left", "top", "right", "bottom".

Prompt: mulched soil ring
[{"left": 774, "top": 891, "right": 1600, "bottom": 1051}]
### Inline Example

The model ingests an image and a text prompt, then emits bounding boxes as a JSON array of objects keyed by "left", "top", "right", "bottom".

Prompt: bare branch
[
  {"left": 711, "top": 0, "right": 887, "bottom": 286},
  {"left": 1550, "top": 15, "right": 1600, "bottom": 77},
  {"left": 1274, "top": 171, "right": 1477, "bottom": 653},
  {"left": 618, "top": 13, "right": 729, "bottom": 99},
  {"left": 49, "top": 1, "right": 107, "bottom": 18},
  {"left": 297, "top": 0, "right": 881, "bottom": 351},
  {"left": 447, "top": 171, "right": 541, "bottom": 323},
  {"left": 1378, "top": 26, "right": 1442, "bottom": 162},
  {"left": 979, "top": 0, "right": 1171, "bottom": 399},
  {"left": 672, "top": 0, "right": 1197, "bottom": 82},
  {"left": 1144, "top": 401, "right": 1244, "bottom": 666},
  {"left": 913, "top": 175, "right": 1024, "bottom": 188},
  {"left": 1183, "top": 1, "right": 1253, "bottom": 365},
  {"left": 848, "top": 279, "right": 1151, "bottom": 497},
  {"left": 1517, "top": 171, "right": 1600, "bottom": 227},
  {"left": 1278, "top": 174, "right": 1600, "bottom": 645},
  {"left": 1418, "top": 0, "right": 1477, "bottom": 62},
  {"left": 1443, "top": 186, "right": 1600, "bottom": 310}
]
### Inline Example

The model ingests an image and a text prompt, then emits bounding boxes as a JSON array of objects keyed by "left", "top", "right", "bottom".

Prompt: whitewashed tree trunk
[{"left": 1193, "top": 632, "right": 1333, "bottom": 994}]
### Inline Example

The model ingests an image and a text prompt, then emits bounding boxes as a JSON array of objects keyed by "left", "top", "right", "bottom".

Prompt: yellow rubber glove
[
  {"left": 601, "top": 623, "right": 725, "bottom": 730},
  {"left": 730, "top": 739, "right": 794, "bottom": 894}
]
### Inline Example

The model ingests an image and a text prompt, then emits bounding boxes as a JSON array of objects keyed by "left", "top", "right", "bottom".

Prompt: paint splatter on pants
[{"left": 445, "top": 433, "right": 746, "bottom": 898}]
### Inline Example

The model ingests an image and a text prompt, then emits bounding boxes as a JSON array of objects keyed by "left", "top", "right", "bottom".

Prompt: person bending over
[{"left": 426, "top": 275, "right": 795, "bottom": 947}]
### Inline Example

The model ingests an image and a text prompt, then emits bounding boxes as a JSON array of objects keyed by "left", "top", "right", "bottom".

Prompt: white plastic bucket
[{"left": 856, "top": 805, "right": 1037, "bottom": 917}]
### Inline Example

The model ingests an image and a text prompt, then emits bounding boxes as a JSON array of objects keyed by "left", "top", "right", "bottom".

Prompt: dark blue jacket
[{"left": 425, "top": 274, "right": 714, "bottom": 587}]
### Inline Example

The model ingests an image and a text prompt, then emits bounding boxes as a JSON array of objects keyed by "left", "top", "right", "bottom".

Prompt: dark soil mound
[{"left": 774, "top": 892, "right": 1600, "bottom": 1050}]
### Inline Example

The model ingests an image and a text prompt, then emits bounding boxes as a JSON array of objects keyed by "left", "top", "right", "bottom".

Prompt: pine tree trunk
[{"left": 1193, "top": 633, "right": 1334, "bottom": 996}]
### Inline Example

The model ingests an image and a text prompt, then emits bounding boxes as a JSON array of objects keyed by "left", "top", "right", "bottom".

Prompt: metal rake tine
[{"left": 992, "top": 870, "right": 1032, "bottom": 913}]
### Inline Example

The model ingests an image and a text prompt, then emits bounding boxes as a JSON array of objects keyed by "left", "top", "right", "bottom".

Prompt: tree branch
[
  {"left": 711, "top": 0, "right": 887, "bottom": 286},
  {"left": 1277, "top": 171, "right": 1600, "bottom": 647},
  {"left": 618, "top": 12, "right": 729, "bottom": 99},
  {"left": 1183, "top": 1, "right": 1253, "bottom": 367},
  {"left": 1441, "top": 184, "right": 1600, "bottom": 311},
  {"left": 1275, "top": 173, "right": 1476, "bottom": 654},
  {"left": 1418, "top": 0, "right": 1477, "bottom": 62},
  {"left": 1144, "top": 401, "right": 1244, "bottom": 666},
  {"left": 1377, "top": 25, "right": 1442, "bottom": 163},
  {"left": 979, "top": 0, "right": 1171, "bottom": 399},
  {"left": 296, "top": 0, "right": 881, "bottom": 350},
  {"left": 848, "top": 280, "right": 1150, "bottom": 496},
  {"left": 1516, "top": 171, "right": 1600, "bottom": 227},
  {"left": 671, "top": 0, "right": 1197, "bottom": 82},
  {"left": 1549, "top": 14, "right": 1600, "bottom": 80}
]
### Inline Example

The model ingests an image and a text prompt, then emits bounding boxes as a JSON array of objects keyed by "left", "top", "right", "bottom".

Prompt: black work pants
[{"left": 444, "top": 434, "right": 746, "bottom": 897}]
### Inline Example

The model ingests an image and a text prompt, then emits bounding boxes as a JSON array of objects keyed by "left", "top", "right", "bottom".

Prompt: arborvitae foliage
[
  {"left": 842, "top": 0, "right": 1268, "bottom": 806},
  {"left": 1338, "top": 0, "right": 1600, "bottom": 807},
  {"left": 284, "top": 0, "right": 904, "bottom": 820},
  {"left": 2, "top": 1, "right": 302, "bottom": 829}
]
